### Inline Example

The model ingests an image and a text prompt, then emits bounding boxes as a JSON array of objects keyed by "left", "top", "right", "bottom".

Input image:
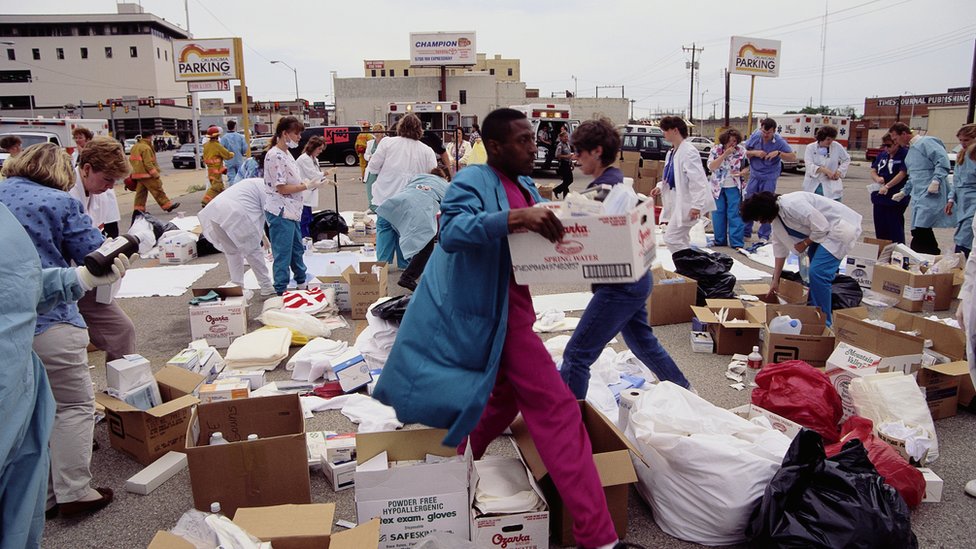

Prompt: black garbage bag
[
  {"left": 308, "top": 210, "right": 349, "bottom": 242},
  {"left": 832, "top": 274, "right": 863, "bottom": 310},
  {"left": 131, "top": 210, "right": 179, "bottom": 240},
  {"left": 195, "top": 235, "right": 220, "bottom": 257},
  {"left": 746, "top": 429, "right": 918, "bottom": 549},
  {"left": 371, "top": 295, "right": 411, "bottom": 323},
  {"left": 673, "top": 249, "right": 737, "bottom": 305}
]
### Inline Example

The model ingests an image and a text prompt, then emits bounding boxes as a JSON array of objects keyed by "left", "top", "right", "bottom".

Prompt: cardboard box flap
[
  {"left": 582, "top": 403, "right": 645, "bottom": 470},
  {"left": 95, "top": 391, "right": 138, "bottom": 413},
  {"left": 148, "top": 531, "right": 196, "bottom": 549},
  {"left": 193, "top": 393, "right": 304, "bottom": 445},
  {"left": 704, "top": 298, "right": 747, "bottom": 309},
  {"left": 233, "top": 503, "right": 334, "bottom": 540},
  {"left": 925, "top": 361, "right": 970, "bottom": 377},
  {"left": 690, "top": 305, "right": 763, "bottom": 328},
  {"left": 156, "top": 365, "right": 206, "bottom": 397},
  {"left": 355, "top": 428, "right": 455, "bottom": 463},
  {"left": 192, "top": 286, "right": 244, "bottom": 299},
  {"left": 593, "top": 451, "right": 639, "bottom": 485},
  {"left": 331, "top": 519, "right": 380, "bottom": 549},
  {"left": 147, "top": 394, "right": 200, "bottom": 418}
]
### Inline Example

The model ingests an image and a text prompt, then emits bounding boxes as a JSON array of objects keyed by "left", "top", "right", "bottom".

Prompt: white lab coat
[
  {"left": 296, "top": 153, "right": 321, "bottom": 208},
  {"left": 770, "top": 192, "right": 862, "bottom": 260},
  {"left": 961, "top": 214, "right": 976, "bottom": 392},
  {"left": 366, "top": 136, "right": 437, "bottom": 207},
  {"left": 68, "top": 168, "right": 121, "bottom": 229},
  {"left": 802, "top": 140, "right": 852, "bottom": 200},
  {"left": 198, "top": 178, "right": 267, "bottom": 252},
  {"left": 657, "top": 140, "right": 716, "bottom": 252}
]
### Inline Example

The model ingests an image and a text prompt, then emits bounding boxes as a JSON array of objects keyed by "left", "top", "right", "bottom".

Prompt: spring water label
[{"left": 901, "top": 285, "right": 925, "bottom": 301}]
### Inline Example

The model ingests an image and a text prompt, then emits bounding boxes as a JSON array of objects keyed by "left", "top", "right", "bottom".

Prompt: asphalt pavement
[{"left": 41, "top": 158, "right": 976, "bottom": 548}]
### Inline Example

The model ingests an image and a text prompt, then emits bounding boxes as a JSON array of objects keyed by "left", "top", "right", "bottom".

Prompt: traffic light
[
  {"left": 124, "top": 104, "right": 129, "bottom": 113},
  {"left": 186, "top": 94, "right": 193, "bottom": 107},
  {"left": 97, "top": 101, "right": 104, "bottom": 111},
  {"left": 148, "top": 96, "right": 155, "bottom": 108},
  {"left": 111, "top": 101, "right": 117, "bottom": 113}
]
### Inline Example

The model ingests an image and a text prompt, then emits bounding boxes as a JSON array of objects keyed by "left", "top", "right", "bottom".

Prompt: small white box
[
  {"left": 166, "top": 349, "right": 200, "bottom": 372},
  {"left": 331, "top": 350, "right": 372, "bottom": 393},
  {"left": 198, "top": 380, "right": 250, "bottom": 404},
  {"left": 845, "top": 242, "right": 880, "bottom": 289},
  {"left": 691, "top": 331, "right": 714, "bottom": 353},
  {"left": 158, "top": 233, "right": 198, "bottom": 265},
  {"left": 216, "top": 369, "right": 266, "bottom": 391},
  {"left": 125, "top": 451, "right": 187, "bottom": 495},
  {"left": 306, "top": 430, "right": 336, "bottom": 467},
  {"left": 918, "top": 467, "right": 944, "bottom": 502},
  {"left": 106, "top": 354, "right": 154, "bottom": 392},
  {"left": 730, "top": 404, "right": 804, "bottom": 439},
  {"left": 325, "top": 433, "right": 357, "bottom": 465},
  {"left": 322, "top": 456, "right": 356, "bottom": 492}
]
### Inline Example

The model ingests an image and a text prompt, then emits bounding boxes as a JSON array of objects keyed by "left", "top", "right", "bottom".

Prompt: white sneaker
[
  {"left": 260, "top": 286, "right": 277, "bottom": 297},
  {"left": 966, "top": 479, "right": 976, "bottom": 497}
]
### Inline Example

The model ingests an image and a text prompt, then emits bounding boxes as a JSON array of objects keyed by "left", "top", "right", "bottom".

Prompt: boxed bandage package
[
  {"left": 158, "top": 232, "right": 198, "bottom": 265},
  {"left": 107, "top": 354, "right": 155, "bottom": 393},
  {"left": 355, "top": 429, "right": 473, "bottom": 549},
  {"left": 184, "top": 394, "right": 310, "bottom": 517},
  {"left": 469, "top": 457, "right": 549, "bottom": 549},
  {"left": 188, "top": 286, "right": 247, "bottom": 348},
  {"left": 508, "top": 199, "right": 657, "bottom": 285},
  {"left": 96, "top": 366, "right": 204, "bottom": 465},
  {"left": 322, "top": 457, "right": 356, "bottom": 492},
  {"left": 165, "top": 349, "right": 199, "bottom": 372},
  {"left": 747, "top": 304, "right": 836, "bottom": 368},
  {"left": 325, "top": 433, "right": 357, "bottom": 465},
  {"left": 647, "top": 267, "right": 697, "bottom": 326}
]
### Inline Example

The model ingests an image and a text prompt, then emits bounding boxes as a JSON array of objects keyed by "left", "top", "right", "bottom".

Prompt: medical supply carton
[
  {"left": 747, "top": 304, "right": 835, "bottom": 368},
  {"left": 647, "top": 267, "right": 697, "bottom": 325},
  {"left": 871, "top": 263, "right": 954, "bottom": 312},
  {"left": 188, "top": 286, "right": 247, "bottom": 348},
  {"left": 342, "top": 262, "right": 388, "bottom": 320},
  {"left": 470, "top": 457, "right": 549, "bottom": 549},
  {"left": 689, "top": 299, "right": 763, "bottom": 355}
]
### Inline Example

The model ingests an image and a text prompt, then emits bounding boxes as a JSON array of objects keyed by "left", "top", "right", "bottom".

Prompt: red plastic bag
[
  {"left": 751, "top": 360, "right": 843, "bottom": 443},
  {"left": 825, "top": 416, "right": 926, "bottom": 508}
]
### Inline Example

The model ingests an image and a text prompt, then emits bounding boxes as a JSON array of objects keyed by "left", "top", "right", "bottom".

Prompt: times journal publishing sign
[{"left": 874, "top": 92, "right": 971, "bottom": 108}]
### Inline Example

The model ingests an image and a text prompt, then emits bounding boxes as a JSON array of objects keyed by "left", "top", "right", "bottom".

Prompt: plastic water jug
[{"left": 768, "top": 315, "right": 802, "bottom": 334}]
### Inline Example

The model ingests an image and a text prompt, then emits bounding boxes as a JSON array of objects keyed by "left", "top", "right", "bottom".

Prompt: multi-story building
[
  {"left": 850, "top": 87, "right": 971, "bottom": 151},
  {"left": 363, "top": 53, "right": 520, "bottom": 82},
  {"left": 0, "top": 3, "right": 195, "bottom": 142}
]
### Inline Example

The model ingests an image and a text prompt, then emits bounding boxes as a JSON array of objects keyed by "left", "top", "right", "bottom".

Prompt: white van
[{"left": 509, "top": 103, "right": 580, "bottom": 172}]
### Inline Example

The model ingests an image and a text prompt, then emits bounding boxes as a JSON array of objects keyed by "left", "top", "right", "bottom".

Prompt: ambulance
[
  {"left": 387, "top": 101, "right": 461, "bottom": 134},
  {"left": 768, "top": 114, "right": 851, "bottom": 172},
  {"left": 0, "top": 117, "right": 110, "bottom": 165},
  {"left": 509, "top": 103, "right": 580, "bottom": 171}
]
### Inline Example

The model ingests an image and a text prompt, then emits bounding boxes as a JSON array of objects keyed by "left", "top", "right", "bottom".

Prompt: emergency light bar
[{"left": 532, "top": 110, "right": 570, "bottom": 119}]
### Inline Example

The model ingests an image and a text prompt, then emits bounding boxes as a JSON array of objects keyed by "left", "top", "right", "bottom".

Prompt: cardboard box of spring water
[{"left": 508, "top": 199, "right": 657, "bottom": 285}]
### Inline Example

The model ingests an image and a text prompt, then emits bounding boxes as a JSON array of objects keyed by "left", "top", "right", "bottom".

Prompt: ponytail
[{"left": 271, "top": 116, "right": 304, "bottom": 147}]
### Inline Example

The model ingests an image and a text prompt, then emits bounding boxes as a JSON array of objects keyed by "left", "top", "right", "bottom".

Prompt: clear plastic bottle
[
  {"left": 210, "top": 502, "right": 222, "bottom": 516},
  {"left": 745, "top": 346, "right": 763, "bottom": 388},
  {"left": 209, "top": 431, "right": 229, "bottom": 446},
  {"left": 922, "top": 286, "right": 936, "bottom": 315}
]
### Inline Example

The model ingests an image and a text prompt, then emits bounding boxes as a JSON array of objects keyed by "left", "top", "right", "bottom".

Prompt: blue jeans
[
  {"left": 713, "top": 187, "right": 745, "bottom": 248},
  {"left": 743, "top": 174, "right": 779, "bottom": 239},
  {"left": 807, "top": 243, "right": 840, "bottom": 325},
  {"left": 300, "top": 206, "right": 313, "bottom": 239},
  {"left": 266, "top": 211, "right": 307, "bottom": 294},
  {"left": 560, "top": 273, "right": 691, "bottom": 398},
  {"left": 225, "top": 163, "right": 241, "bottom": 185},
  {"left": 376, "top": 215, "right": 409, "bottom": 269}
]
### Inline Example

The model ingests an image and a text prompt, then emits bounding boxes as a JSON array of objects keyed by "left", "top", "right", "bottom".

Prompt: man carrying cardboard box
[{"left": 373, "top": 108, "right": 624, "bottom": 549}]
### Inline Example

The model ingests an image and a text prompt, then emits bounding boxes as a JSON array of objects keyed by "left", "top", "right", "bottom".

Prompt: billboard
[
  {"left": 173, "top": 38, "right": 241, "bottom": 82},
  {"left": 728, "top": 36, "right": 781, "bottom": 78},
  {"left": 409, "top": 31, "right": 476, "bottom": 67}
]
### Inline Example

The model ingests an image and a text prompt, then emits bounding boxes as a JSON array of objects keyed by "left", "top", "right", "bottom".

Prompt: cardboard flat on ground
[
  {"left": 647, "top": 267, "right": 697, "bottom": 326},
  {"left": 511, "top": 401, "right": 638, "bottom": 547},
  {"left": 184, "top": 394, "right": 310, "bottom": 517},
  {"left": 188, "top": 286, "right": 247, "bottom": 348},
  {"left": 509, "top": 199, "right": 657, "bottom": 285},
  {"left": 232, "top": 503, "right": 333, "bottom": 549},
  {"left": 748, "top": 304, "right": 835, "bottom": 368},
  {"left": 871, "top": 263, "right": 954, "bottom": 312},
  {"left": 96, "top": 365, "right": 203, "bottom": 465},
  {"left": 690, "top": 301, "right": 763, "bottom": 355}
]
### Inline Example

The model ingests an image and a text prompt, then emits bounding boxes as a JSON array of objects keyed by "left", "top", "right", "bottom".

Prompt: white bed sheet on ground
[
  {"left": 736, "top": 244, "right": 800, "bottom": 273},
  {"left": 531, "top": 292, "right": 593, "bottom": 312},
  {"left": 655, "top": 247, "right": 771, "bottom": 281},
  {"left": 116, "top": 263, "right": 219, "bottom": 298},
  {"left": 243, "top": 250, "right": 378, "bottom": 290},
  {"left": 168, "top": 215, "right": 201, "bottom": 232},
  {"left": 339, "top": 210, "right": 377, "bottom": 227}
]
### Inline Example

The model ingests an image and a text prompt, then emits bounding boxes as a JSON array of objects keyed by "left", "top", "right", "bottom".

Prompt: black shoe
[
  {"left": 397, "top": 276, "right": 417, "bottom": 291},
  {"left": 45, "top": 505, "right": 59, "bottom": 520},
  {"left": 58, "top": 487, "right": 113, "bottom": 517},
  {"left": 163, "top": 202, "right": 181, "bottom": 213}
]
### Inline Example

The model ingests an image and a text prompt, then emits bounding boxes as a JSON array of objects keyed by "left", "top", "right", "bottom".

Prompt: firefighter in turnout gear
[
  {"left": 202, "top": 126, "right": 235, "bottom": 205},
  {"left": 129, "top": 129, "right": 179, "bottom": 213}
]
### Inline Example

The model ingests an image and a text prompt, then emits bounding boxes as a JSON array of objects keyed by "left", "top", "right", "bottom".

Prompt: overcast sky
[{"left": 9, "top": 0, "right": 976, "bottom": 118}]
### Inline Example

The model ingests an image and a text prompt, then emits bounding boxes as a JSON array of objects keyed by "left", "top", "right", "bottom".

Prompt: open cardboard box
[
  {"left": 354, "top": 428, "right": 472, "bottom": 549},
  {"left": 747, "top": 304, "right": 835, "bottom": 368},
  {"left": 96, "top": 365, "right": 203, "bottom": 465},
  {"left": 234, "top": 504, "right": 380, "bottom": 549},
  {"left": 689, "top": 299, "right": 763, "bottom": 355},
  {"left": 342, "top": 262, "right": 388, "bottom": 320},
  {"left": 184, "top": 394, "right": 310, "bottom": 517},
  {"left": 832, "top": 307, "right": 965, "bottom": 372},
  {"left": 741, "top": 277, "right": 808, "bottom": 305},
  {"left": 871, "top": 263, "right": 954, "bottom": 312},
  {"left": 470, "top": 457, "right": 549, "bottom": 549},
  {"left": 511, "top": 401, "right": 639, "bottom": 547},
  {"left": 917, "top": 361, "right": 976, "bottom": 419},
  {"left": 647, "top": 267, "right": 697, "bottom": 326}
]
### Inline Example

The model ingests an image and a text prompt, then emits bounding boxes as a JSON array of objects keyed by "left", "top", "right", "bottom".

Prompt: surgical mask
[{"left": 286, "top": 139, "right": 299, "bottom": 149}]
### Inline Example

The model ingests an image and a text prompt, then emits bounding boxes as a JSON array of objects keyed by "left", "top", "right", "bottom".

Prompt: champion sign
[
  {"left": 173, "top": 38, "right": 239, "bottom": 82},
  {"left": 409, "top": 31, "right": 476, "bottom": 67},
  {"left": 728, "top": 36, "right": 782, "bottom": 78}
]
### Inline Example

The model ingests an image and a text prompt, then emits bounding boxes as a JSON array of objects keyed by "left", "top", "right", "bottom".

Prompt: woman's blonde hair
[
  {"left": 396, "top": 114, "right": 423, "bottom": 140},
  {"left": 1, "top": 142, "right": 74, "bottom": 190},
  {"left": 371, "top": 123, "right": 385, "bottom": 132},
  {"left": 78, "top": 137, "right": 130, "bottom": 179},
  {"left": 957, "top": 124, "right": 976, "bottom": 165}
]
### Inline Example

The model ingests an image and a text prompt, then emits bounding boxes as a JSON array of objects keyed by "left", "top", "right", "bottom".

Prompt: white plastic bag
[
  {"left": 848, "top": 372, "right": 939, "bottom": 463},
  {"left": 257, "top": 309, "right": 330, "bottom": 339},
  {"left": 127, "top": 216, "right": 157, "bottom": 255},
  {"left": 602, "top": 180, "right": 638, "bottom": 215},
  {"left": 626, "top": 382, "right": 792, "bottom": 545}
]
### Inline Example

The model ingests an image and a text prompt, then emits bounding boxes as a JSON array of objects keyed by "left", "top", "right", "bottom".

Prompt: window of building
[
  {"left": 6, "top": 49, "right": 14, "bottom": 61},
  {"left": 381, "top": 69, "right": 386, "bottom": 77},
  {"left": 130, "top": 46, "right": 137, "bottom": 58},
  {"left": 459, "top": 90, "right": 467, "bottom": 105},
  {"left": 388, "top": 71, "right": 393, "bottom": 77},
  {"left": 156, "top": 47, "right": 160, "bottom": 59},
  {"left": 489, "top": 68, "right": 495, "bottom": 75},
  {"left": 80, "top": 47, "right": 88, "bottom": 59},
  {"left": 0, "top": 95, "right": 33, "bottom": 110},
  {"left": 56, "top": 48, "right": 64, "bottom": 60},
  {"left": 371, "top": 69, "right": 376, "bottom": 77},
  {"left": 403, "top": 69, "right": 408, "bottom": 76},
  {"left": 0, "top": 70, "right": 32, "bottom": 83},
  {"left": 507, "top": 68, "right": 513, "bottom": 76},
  {"left": 32, "top": 48, "right": 40, "bottom": 60},
  {"left": 105, "top": 46, "right": 113, "bottom": 58},
  {"left": 164, "top": 49, "right": 168, "bottom": 61}
]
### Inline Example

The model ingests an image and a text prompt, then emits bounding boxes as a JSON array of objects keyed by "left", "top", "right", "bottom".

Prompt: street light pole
[{"left": 271, "top": 60, "right": 300, "bottom": 113}]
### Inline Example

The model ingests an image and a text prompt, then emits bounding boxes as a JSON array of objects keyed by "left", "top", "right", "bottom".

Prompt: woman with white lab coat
[
  {"left": 801, "top": 125, "right": 851, "bottom": 201},
  {"left": 741, "top": 191, "right": 862, "bottom": 325},
  {"left": 197, "top": 177, "right": 274, "bottom": 296},
  {"left": 957, "top": 212, "right": 976, "bottom": 499},
  {"left": 651, "top": 116, "right": 716, "bottom": 253}
]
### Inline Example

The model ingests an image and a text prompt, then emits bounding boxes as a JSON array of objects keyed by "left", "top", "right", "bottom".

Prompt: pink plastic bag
[{"left": 752, "top": 360, "right": 843, "bottom": 443}]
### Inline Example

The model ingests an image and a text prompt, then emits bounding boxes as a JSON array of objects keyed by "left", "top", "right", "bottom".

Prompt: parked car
[
  {"left": 620, "top": 132, "right": 672, "bottom": 161},
  {"left": 618, "top": 124, "right": 664, "bottom": 136},
  {"left": 689, "top": 136, "right": 714, "bottom": 153},
  {"left": 249, "top": 135, "right": 272, "bottom": 152},
  {"left": 172, "top": 143, "right": 201, "bottom": 169},
  {"left": 123, "top": 138, "right": 138, "bottom": 154},
  {"left": 293, "top": 126, "right": 363, "bottom": 166}
]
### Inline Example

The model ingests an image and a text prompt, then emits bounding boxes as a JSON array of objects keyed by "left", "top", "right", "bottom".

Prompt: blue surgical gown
[
  {"left": 0, "top": 202, "right": 84, "bottom": 548},
  {"left": 951, "top": 155, "right": 976, "bottom": 249},
  {"left": 905, "top": 136, "right": 954, "bottom": 229}
]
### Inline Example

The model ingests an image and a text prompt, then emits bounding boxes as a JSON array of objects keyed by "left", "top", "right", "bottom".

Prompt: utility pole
[
  {"left": 819, "top": 1, "right": 828, "bottom": 108},
  {"left": 724, "top": 69, "right": 730, "bottom": 127},
  {"left": 968, "top": 38, "right": 975, "bottom": 124},
  {"left": 683, "top": 43, "right": 703, "bottom": 122}
]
